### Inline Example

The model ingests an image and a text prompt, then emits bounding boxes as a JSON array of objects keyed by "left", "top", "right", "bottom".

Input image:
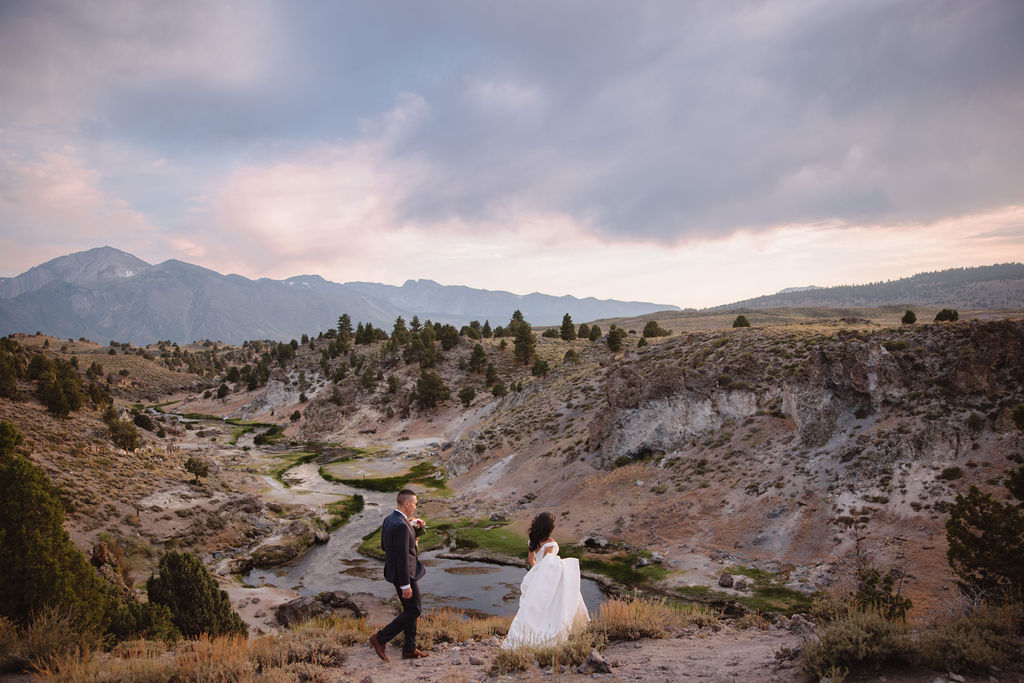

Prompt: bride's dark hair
[{"left": 528, "top": 512, "right": 556, "bottom": 552}]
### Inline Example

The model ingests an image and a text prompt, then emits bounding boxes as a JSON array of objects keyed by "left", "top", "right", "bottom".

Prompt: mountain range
[
  {"left": 718, "top": 262, "right": 1024, "bottom": 311},
  {"left": 0, "top": 247, "right": 679, "bottom": 345}
]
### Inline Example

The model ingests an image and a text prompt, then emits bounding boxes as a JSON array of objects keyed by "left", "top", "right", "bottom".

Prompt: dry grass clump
[
  {"left": 490, "top": 628, "right": 605, "bottom": 674},
  {"left": 250, "top": 626, "right": 347, "bottom": 670},
  {"left": 37, "top": 620, "right": 366, "bottom": 683},
  {"left": 913, "top": 602, "right": 1024, "bottom": 674},
  {"left": 800, "top": 604, "right": 909, "bottom": 679},
  {"left": 3, "top": 607, "right": 105, "bottom": 673},
  {"left": 296, "top": 614, "right": 373, "bottom": 646},
  {"left": 594, "top": 596, "right": 719, "bottom": 640},
  {"left": 491, "top": 597, "right": 712, "bottom": 675},
  {"left": 733, "top": 612, "right": 772, "bottom": 630},
  {"left": 802, "top": 598, "right": 1024, "bottom": 680},
  {"left": 393, "top": 607, "right": 511, "bottom": 649}
]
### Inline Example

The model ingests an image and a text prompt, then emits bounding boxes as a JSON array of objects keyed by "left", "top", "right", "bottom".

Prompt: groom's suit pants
[{"left": 376, "top": 579, "right": 422, "bottom": 653}]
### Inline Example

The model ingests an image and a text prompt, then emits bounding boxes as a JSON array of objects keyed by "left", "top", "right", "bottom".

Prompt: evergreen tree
[
  {"left": 588, "top": 325, "right": 602, "bottom": 342},
  {"left": 513, "top": 321, "right": 537, "bottom": 365},
  {"left": 607, "top": 325, "right": 627, "bottom": 352},
  {"left": 901, "top": 310, "right": 916, "bottom": 325},
  {"left": 458, "top": 386, "right": 476, "bottom": 408},
  {"left": 337, "top": 313, "right": 353, "bottom": 337},
  {"left": 643, "top": 320, "right": 669, "bottom": 337},
  {"left": 391, "top": 316, "right": 411, "bottom": 345},
  {"left": 485, "top": 362, "right": 498, "bottom": 386},
  {"left": 732, "top": 315, "right": 751, "bottom": 328},
  {"left": 945, "top": 466, "right": 1024, "bottom": 598},
  {"left": 577, "top": 323, "right": 590, "bottom": 340},
  {"left": 469, "top": 344, "right": 488, "bottom": 373},
  {"left": 414, "top": 370, "right": 450, "bottom": 408},
  {"left": 935, "top": 308, "right": 959, "bottom": 322},
  {"left": 146, "top": 552, "right": 247, "bottom": 638},
  {"left": 110, "top": 419, "right": 141, "bottom": 452},
  {"left": 482, "top": 321, "right": 492, "bottom": 338},
  {"left": 560, "top": 314, "right": 577, "bottom": 341},
  {"left": 438, "top": 323, "right": 460, "bottom": 350},
  {"left": 0, "top": 421, "right": 113, "bottom": 629},
  {"left": 0, "top": 348, "right": 22, "bottom": 399},
  {"left": 532, "top": 359, "right": 550, "bottom": 377}
]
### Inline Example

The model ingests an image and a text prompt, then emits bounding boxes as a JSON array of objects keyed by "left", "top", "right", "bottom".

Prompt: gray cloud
[{"left": 2, "top": 0, "right": 1022, "bottom": 248}]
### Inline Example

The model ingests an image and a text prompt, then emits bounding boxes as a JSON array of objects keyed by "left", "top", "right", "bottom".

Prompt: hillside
[
  {"left": 3, "top": 310, "right": 1023, "bottom": 679},
  {"left": 714, "top": 263, "right": 1024, "bottom": 310}
]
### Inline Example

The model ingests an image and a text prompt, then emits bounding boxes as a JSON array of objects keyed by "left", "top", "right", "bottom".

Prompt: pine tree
[
  {"left": 0, "top": 421, "right": 113, "bottom": 628},
  {"left": 577, "top": 323, "right": 590, "bottom": 340},
  {"left": 588, "top": 325, "right": 602, "bottom": 342},
  {"left": 469, "top": 344, "right": 488, "bottom": 373},
  {"left": 901, "top": 310, "right": 916, "bottom": 325},
  {"left": 513, "top": 321, "right": 537, "bottom": 365},
  {"left": 560, "top": 314, "right": 577, "bottom": 341},
  {"left": 732, "top": 315, "right": 751, "bottom": 328},
  {"left": 607, "top": 325, "right": 626, "bottom": 352},
  {"left": 414, "top": 370, "right": 450, "bottom": 408},
  {"left": 945, "top": 466, "right": 1024, "bottom": 598},
  {"left": 146, "top": 552, "right": 247, "bottom": 638}
]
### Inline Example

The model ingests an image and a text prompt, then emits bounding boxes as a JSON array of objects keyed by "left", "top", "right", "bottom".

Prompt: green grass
[
  {"left": 453, "top": 524, "right": 526, "bottom": 558},
  {"left": 224, "top": 418, "right": 276, "bottom": 428},
  {"left": 672, "top": 574, "right": 815, "bottom": 615},
  {"left": 325, "top": 495, "right": 365, "bottom": 531},
  {"left": 271, "top": 451, "right": 319, "bottom": 487},
  {"left": 357, "top": 526, "right": 448, "bottom": 559},
  {"left": 229, "top": 425, "right": 255, "bottom": 445},
  {"left": 179, "top": 412, "right": 222, "bottom": 421},
  {"left": 334, "top": 461, "right": 451, "bottom": 495},
  {"left": 558, "top": 545, "right": 668, "bottom": 586}
]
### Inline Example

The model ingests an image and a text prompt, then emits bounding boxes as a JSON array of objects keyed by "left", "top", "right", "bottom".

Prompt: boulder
[
  {"left": 788, "top": 614, "right": 816, "bottom": 637},
  {"left": 583, "top": 535, "right": 608, "bottom": 549},
  {"left": 276, "top": 597, "right": 332, "bottom": 627},
  {"left": 578, "top": 649, "right": 612, "bottom": 674},
  {"left": 718, "top": 572, "right": 734, "bottom": 588}
]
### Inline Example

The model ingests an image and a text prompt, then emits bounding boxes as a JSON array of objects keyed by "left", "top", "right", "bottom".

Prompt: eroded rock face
[{"left": 586, "top": 320, "right": 1024, "bottom": 462}]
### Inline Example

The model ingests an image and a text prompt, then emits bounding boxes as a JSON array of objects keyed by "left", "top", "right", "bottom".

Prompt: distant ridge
[
  {"left": 713, "top": 263, "right": 1024, "bottom": 310},
  {"left": 0, "top": 247, "right": 679, "bottom": 344}
]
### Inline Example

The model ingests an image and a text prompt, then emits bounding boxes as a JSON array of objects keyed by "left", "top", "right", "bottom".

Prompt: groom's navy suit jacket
[{"left": 381, "top": 510, "right": 425, "bottom": 587}]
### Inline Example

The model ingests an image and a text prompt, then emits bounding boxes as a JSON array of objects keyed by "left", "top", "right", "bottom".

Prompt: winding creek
[{"left": 242, "top": 457, "right": 607, "bottom": 617}]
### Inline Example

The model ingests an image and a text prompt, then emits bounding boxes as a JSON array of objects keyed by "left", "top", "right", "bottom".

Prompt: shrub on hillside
[
  {"left": 901, "top": 310, "right": 917, "bottom": 324},
  {"left": 146, "top": 552, "right": 247, "bottom": 638},
  {"left": 0, "top": 422, "right": 114, "bottom": 632},
  {"left": 732, "top": 315, "right": 751, "bottom": 328},
  {"left": 935, "top": 308, "right": 959, "bottom": 322},
  {"left": 945, "top": 466, "right": 1024, "bottom": 598}
]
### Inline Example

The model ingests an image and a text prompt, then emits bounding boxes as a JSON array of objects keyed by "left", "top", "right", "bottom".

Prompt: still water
[{"left": 245, "top": 535, "right": 607, "bottom": 617}]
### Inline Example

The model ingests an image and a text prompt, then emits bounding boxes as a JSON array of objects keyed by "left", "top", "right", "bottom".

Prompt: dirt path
[{"left": 329, "top": 626, "right": 805, "bottom": 681}]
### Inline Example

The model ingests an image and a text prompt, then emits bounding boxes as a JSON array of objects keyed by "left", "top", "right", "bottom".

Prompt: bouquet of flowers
[{"left": 409, "top": 517, "right": 427, "bottom": 537}]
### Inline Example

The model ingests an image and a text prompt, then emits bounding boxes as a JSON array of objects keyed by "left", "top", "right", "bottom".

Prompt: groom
[{"left": 368, "top": 488, "right": 429, "bottom": 662}]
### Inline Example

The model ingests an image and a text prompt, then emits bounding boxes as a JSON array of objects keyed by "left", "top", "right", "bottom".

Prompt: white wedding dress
[{"left": 502, "top": 541, "right": 590, "bottom": 649}]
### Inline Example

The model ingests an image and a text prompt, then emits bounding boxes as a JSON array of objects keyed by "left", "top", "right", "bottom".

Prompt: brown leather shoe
[
  {"left": 368, "top": 634, "right": 389, "bottom": 663},
  {"left": 401, "top": 649, "right": 430, "bottom": 659}
]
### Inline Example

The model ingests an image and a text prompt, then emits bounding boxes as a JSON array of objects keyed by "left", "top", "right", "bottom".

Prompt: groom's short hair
[{"left": 397, "top": 489, "right": 417, "bottom": 505}]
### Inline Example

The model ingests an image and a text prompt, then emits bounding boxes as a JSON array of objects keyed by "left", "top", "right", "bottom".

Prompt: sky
[{"left": 1, "top": 0, "right": 1022, "bottom": 309}]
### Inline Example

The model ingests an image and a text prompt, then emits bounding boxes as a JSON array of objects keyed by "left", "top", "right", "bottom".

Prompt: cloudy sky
[{"left": 1, "top": 1, "right": 1022, "bottom": 308}]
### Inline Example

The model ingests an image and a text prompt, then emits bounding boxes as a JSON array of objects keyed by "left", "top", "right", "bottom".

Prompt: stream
[{"left": 243, "top": 462, "right": 607, "bottom": 617}]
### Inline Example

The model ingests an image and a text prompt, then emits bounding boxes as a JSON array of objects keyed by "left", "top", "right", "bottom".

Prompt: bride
[{"left": 502, "top": 512, "right": 589, "bottom": 649}]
